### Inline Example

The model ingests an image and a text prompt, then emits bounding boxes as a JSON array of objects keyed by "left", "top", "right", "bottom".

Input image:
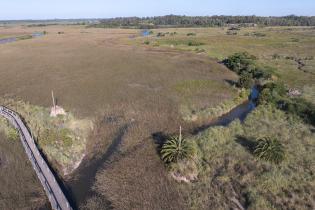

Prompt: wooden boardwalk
[{"left": 0, "top": 106, "right": 72, "bottom": 210}]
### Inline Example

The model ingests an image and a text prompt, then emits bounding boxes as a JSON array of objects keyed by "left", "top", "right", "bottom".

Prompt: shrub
[
  {"left": 272, "top": 53, "right": 281, "bottom": 59},
  {"left": 226, "top": 31, "right": 237, "bottom": 35},
  {"left": 264, "top": 82, "right": 287, "bottom": 96},
  {"left": 187, "top": 33, "right": 196, "bottom": 36},
  {"left": 237, "top": 72, "right": 253, "bottom": 88},
  {"left": 281, "top": 97, "right": 315, "bottom": 125},
  {"left": 254, "top": 136, "right": 285, "bottom": 164},
  {"left": 223, "top": 52, "right": 257, "bottom": 74},
  {"left": 144, "top": 40, "right": 150, "bottom": 45},
  {"left": 252, "top": 66, "right": 273, "bottom": 80},
  {"left": 195, "top": 48, "right": 205, "bottom": 53},
  {"left": 252, "top": 32, "right": 266, "bottom": 37},
  {"left": 258, "top": 88, "right": 274, "bottom": 105},
  {"left": 258, "top": 82, "right": 286, "bottom": 106},
  {"left": 156, "top": 32, "right": 165, "bottom": 37},
  {"left": 7, "top": 128, "right": 19, "bottom": 141},
  {"left": 161, "top": 128, "right": 193, "bottom": 163},
  {"left": 258, "top": 82, "right": 315, "bottom": 125},
  {"left": 187, "top": 41, "right": 204, "bottom": 46}
]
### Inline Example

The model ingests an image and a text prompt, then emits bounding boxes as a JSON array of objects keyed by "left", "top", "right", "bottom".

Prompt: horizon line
[{"left": 0, "top": 14, "right": 314, "bottom": 22}]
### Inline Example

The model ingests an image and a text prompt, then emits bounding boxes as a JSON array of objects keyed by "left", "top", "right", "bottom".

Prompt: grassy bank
[
  {"left": 0, "top": 97, "right": 92, "bottom": 175},
  {"left": 180, "top": 87, "right": 250, "bottom": 122},
  {"left": 169, "top": 105, "right": 314, "bottom": 209}
]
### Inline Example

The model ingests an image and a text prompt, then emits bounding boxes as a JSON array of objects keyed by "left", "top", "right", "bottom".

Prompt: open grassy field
[{"left": 126, "top": 27, "right": 315, "bottom": 88}]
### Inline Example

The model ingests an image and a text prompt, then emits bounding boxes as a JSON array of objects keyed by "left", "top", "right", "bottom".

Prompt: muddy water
[{"left": 66, "top": 87, "right": 259, "bottom": 209}]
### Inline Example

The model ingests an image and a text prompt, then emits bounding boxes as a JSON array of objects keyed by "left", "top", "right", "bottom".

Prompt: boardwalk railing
[{"left": 0, "top": 106, "right": 72, "bottom": 210}]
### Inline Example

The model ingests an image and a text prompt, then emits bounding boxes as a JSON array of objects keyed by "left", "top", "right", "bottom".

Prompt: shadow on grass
[
  {"left": 224, "top": 79, "right": 237, "bottom": 86},
  {"left": 151, "top": 132, "right": 169, "bottom": 154},
  {"left": 67, "top": 123, "right": 129, "bottom": 209},
  {"left": 235, "top": 135, "right": 257, "bottom": 154}
]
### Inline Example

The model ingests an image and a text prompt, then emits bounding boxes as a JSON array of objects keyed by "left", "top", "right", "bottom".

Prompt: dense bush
[
  {"left": 161, "top": 132, "right": 193, "bottom": 163},
  {"left": 224, "top": 52, "right": 274, "bottom": 81},
  {"left": 258, "top": 82, "right": 287, "bottom": 105},
  {"left": 254, "top": 136, "right": 285, "bottom": 164},
  {"left": 258, "top": 82, "right": 315, "bottom": 125},
  {"left": 281, "top": 97, "right": 315, "bottom": 125},
  {"left": 237, "top": 72, "right": 253, "bottom": 88},
  {"left": 252, "top": 66, "right": 274, "bottom": 80},
  {"left": 223, "top": 52, "right": 257, "bottom": 74},
  {"left": 258, "top": 88, "right": 274, "bottom": 105}
]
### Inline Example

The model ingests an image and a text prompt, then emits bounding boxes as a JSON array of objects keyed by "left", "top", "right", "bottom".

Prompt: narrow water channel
[
  {"left": 0, "top": 32, "right": 44, "bottom": 44},
  {"left": 193, "top": 86, "right": 259, "bottom": 133}
]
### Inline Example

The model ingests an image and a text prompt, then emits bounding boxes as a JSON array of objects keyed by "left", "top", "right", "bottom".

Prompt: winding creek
[
  {"left": 0, "top": 32, "right": 45, "bottom": 44},
  {"left": 66, "top": 87, "right": 260, "bottom": 209}
]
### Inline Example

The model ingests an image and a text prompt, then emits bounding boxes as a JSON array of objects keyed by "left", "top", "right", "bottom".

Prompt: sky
[{"left": 0, "top": 0, "right": 314, "bottom": 20}]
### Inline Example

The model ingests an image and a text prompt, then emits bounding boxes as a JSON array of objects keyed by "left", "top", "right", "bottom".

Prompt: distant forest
[{"left": 91, "top": 15, "right": 315, "bottom": 28}]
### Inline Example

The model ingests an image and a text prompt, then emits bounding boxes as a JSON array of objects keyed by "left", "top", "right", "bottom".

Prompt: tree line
[{"left": 91, "top": 15, "right": 315, "bottom": 28}]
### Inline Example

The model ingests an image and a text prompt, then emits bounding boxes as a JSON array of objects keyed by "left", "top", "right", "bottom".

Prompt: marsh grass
[
  {"left": 16, "top": 35, "right": 33, "bottom": 40},
  {"left": 0, "top": 132, "right": 47, "bottom": 209}
]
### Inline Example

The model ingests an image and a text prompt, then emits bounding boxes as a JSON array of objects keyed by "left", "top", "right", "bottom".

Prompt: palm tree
[
  {"left": 254, "top": 136, "right": 285, "bottom": 164},
  {"left": 161, "top": 126, "right": 193, "bottom": 163}
]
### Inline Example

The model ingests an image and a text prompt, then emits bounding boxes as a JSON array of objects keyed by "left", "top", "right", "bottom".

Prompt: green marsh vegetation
[
  {"left": 132, "top": 26, "right": 315, "bottom": 88},
  {"left": 16, "top": 35, "right": 33, "bottom": 40},
  {"left": 164, "top": 104, "right": 314, "bottom": 209}
]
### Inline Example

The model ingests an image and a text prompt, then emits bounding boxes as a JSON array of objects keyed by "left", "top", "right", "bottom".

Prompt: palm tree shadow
[
  {"left": 151, "top": 132, "right": 168, "bottom": 154},
  {"left": 235, "top": 135, "right": 257, "bottom": 154}
]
